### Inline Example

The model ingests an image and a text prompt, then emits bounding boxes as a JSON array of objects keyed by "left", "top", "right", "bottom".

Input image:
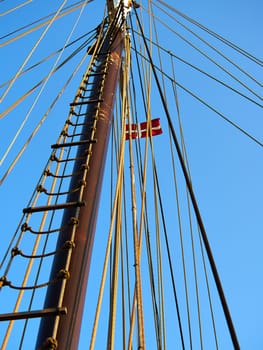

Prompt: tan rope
[
  {"left": 0, "top": 49, "right": 89, "bottom": 185},
  {"left": 0, "top": 0, "right": 32, "bottom": 16},
  {"left": 0, "top": 0, "right": 68, "bottom": 103},
  {"left": 0, "top": 2, "right": 90, "bottom": 47},
  {"left": 1, "top": 148, "right": 64, "bottom": 349},
  {"left": 89, "top": 101, "right": 126, "bottom": 350},
  {"left": 0, "top": 1, "right": 88, "bottom": 172}
]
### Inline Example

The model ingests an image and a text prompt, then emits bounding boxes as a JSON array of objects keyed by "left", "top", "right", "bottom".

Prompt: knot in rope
[
  {"left": 69, "top": 217, "right": 79, "bottom": 225},
  {"left": 11, "top": 246, "right": 21, "bottom": 257},
  {"left": 42, "top": 337, "right": 58, "bottom": 350},
  {"left": 63, "top": 240, "right": 75, "bottom": 250},
  {"left": 0, "top": 276, "right": 10, "bottom": 288},
  {"left": 57, "top": 269, "right": 70, "bottom": 280}
]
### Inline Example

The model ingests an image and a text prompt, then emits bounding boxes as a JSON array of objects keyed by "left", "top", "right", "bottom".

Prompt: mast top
[{"left": 107, "top": 0, "right": 132, "bottom": 21}]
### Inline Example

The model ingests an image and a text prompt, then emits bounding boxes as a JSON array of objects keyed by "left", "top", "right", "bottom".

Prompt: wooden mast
[{"left": 36, "top": 2, "right": 127, "bottom": 349}]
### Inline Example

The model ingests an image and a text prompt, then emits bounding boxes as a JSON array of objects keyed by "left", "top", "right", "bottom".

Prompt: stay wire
[
  {"left": 0, "top": 1, "right": 89, "bottom": 40},
  {"left": 0, "top": 12, "right": 95, "bottom": 185},
  {"left": 132, "top": 46, "right": 263, "bottom": 148},
  {"left": 0, "top": 38, "right": 94, "bottom": 188},
  {"left": 129, "top": 15, "right": 163, "bottom": 347},
  {"left": 0, "top": 0, "right": 93, "bottom": 47},
  {"left": 140, "top": 6, "right": 262, "bottom": 101},
  {"left": 129, "top": 78, "right": 163, "bottom": 350},
  {"left": 170, "top": 55, "right": 219, "bottom": 348},
  {"left": 134, "top": 5, "right": 241, "bottom": 349},
  {"left": 150, "top": 6, "right": 168, "bottom": 348},
  {"left": 152, "top": 0, "right": 263, "bottom": 88},
  {"left": 0, "top": 29, "right": 93, "bottom": 120},
  {"left": 128, "top": 62, "right": 163, "bottom": 348},
  {"left": 149, "top": 5, "right": 186, "bottom": 348},
  {"left": 131, "top": 13, "right": 184, "bottom": 348},
  {"left": 156, "top": 0, "right": 263, "bottom": 67},
  {"left": 0, "top": 29, "right": 97, "bottom": 89},
  {"left": 168, "top": 52, "right": 205, "bottom": 350},
  {"left": 130, "top": 13, "right": 186, "bottom": 349},
  {"left": 0, "top": 0, "right": 69, "bottom": 103},
  {"left": 0, "top": 0, "right": 32, "bottom": 17},
  {"left": 131, "top": 30, "right": 263, "bottom": 109}
]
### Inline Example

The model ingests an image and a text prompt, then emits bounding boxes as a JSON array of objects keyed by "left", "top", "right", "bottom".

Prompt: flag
[{"left": 125, "top": 118, "right": 162, "bottom": 140}]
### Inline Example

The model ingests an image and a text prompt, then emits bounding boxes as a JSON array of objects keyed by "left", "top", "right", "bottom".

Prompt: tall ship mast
[{"left": 0, "top": 1, "right": 262, "bottom": 349}]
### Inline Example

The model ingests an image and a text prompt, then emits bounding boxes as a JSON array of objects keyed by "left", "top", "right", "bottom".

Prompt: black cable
[
  {"left": 133, "top": 6, "right": 241, "bottom": 350},
  {"left": 0, "top": 0, "right": 93, "bottom": 41},
  {"left": 130, "top": 13, "right": 186, "bottom": 350},
  {"left": 152, "top": 0, "right": 263, "bottom": 88},
  {"left": 155, "top": 0, "right": 263, "bottom": 67},
  {"left": 132, "top": 46, "right": 263, "bottom": 148},
  {"left": 132, "top": 31, "right": 263, "bottom": 108}
]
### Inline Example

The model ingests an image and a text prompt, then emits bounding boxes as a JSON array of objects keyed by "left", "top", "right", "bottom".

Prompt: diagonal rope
[
  {"left": 0, "top": 1, "right": 89, "bottom": 170},
  {"left": 0, "top": 0, "right": 68, "bottom": 102},
  {"left": 0, "top": 1, "right": 92, "bottom": 47},
  {"left": 0, "top": 0, "right": 32, "bottom": 16},
  {"left": 156, "top": 0, "right": 263, "bottom": 67},
  {"left": 133, "top": 6, "right": 240, "bottom": 349},
  {"left": 153, "top": 0, "right": 263, "bottom": 88},
  {"left": 132, "top": 46, "right": 263, "bottom": 148},
  {"left": 130, "top": 33, "right": 263, "bottom": 108},
  {"left": 140, "top": 4, "right": 263, "bottom": 101}
]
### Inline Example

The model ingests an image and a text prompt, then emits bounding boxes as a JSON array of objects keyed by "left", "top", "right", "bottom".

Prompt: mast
[
  {"left": 2, "top": 1, "right": 257, "bottom": 348},
  {"left": 36, "top": 2, "right": 128, "bottom": 349}
]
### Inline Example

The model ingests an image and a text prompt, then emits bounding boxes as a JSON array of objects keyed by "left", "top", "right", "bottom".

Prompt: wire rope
[
  {"left": 127, "top": 57, "right": 164, "bottom": 349},
  {"left": 132, "top": 47, "right": 263, "bottom": 148},
  {"left": 156, "top": 0, "right": 263, "bottom": 67},
  {"left": 131, "top": 32, "right": 263, "bottom": 108},
  {"left": 170, "top": 54, "right": 219, "bottom": 348},
  {"left": 149, "top": 5, "right": 195, "bottom": 347},
  {"left": 0, "top": 2, "right": 89, "bottom": 172},
  {"left": 0, "top": 29, "right": 97, "bottom": 89},
  {"left": 0, "top": 0, "right": 68, "bottom": 103},
  {"left": 152, "top": 0, "right": 263, "bottom": 88},
  {"left": 130, "top": 11, "right": 165, "bottom": 347},
  {"left": 133, "top": 7, "right": 241, "bottom": 349},
  {"left": 0, "top": 0, "right": 32, "bottom": 16},
  {"left": 0, "top": 49, "right": 89, "bottom": 186},
  {"left": 0, "top": 1, "right": 92, "bottom": 47},
  {"left": 140, "top": 5, "right": 262, "bottom": 101},
  {"left": 0, "top": 1, "right": 88, "bottom": 40}
]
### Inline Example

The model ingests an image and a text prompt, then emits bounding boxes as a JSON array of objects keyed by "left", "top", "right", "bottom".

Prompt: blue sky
[{"left": 0, "top": 0, "right": 262, "bottom": 349}]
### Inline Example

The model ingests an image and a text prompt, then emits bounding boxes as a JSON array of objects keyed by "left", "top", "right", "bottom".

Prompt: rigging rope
[
  {"left": 0, "top": 0, "right": 32, "bottom": 17},
  {"left": 170, "top": 54, "right": 219, "bottom": 348},
  {"left": 0, "top": 1, "right": 92, "bottom": 47},
  {"left": 152, "top": 0, "right": 263, "bottom": 88},
  {"left": 140, "top": 5, "right": 262, "bottom": 101},
  {"left": 0, "top": 29, "right": 97, "bottom": 89},
  {"left": 0, "top": 0, "right": 70, "bottom": 103},
  {"left": 0, "top": 2, "right": 91, "bottom": 174},
  {"left": 131, "top": 32, "right": 263, "bottom": 108},
  {"left": 131, "top": 46, "right": 263, "bottom": 148},
  {"left": 0, "top": 2, "right": 260, "bottom": 349},
  {"left": 133, "top": 6, "right": 241, "bottom": 349},
  {"left": 0, "top": 1, "right": 88, "bottom": 40},
  {"left": 156, "top": 0, "right": 263, "bottom": 67}
]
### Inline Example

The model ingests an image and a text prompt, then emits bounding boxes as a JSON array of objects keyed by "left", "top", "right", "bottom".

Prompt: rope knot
[
  {"left": 42, "top": 337, "right": 58, "bottom": 350},
  {"left": 0, "top": 276, "right": 10, "bottom": 288},
  {"left": 57, "top": 269, "right": 70, "bottom": 280},
  {"left": 63, "top": 240, "right": 75, "bottom": 250}
]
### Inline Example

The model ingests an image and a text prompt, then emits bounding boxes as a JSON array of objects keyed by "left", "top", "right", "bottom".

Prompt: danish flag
[{"left": 125, "top": 118, "right": 162, "bottom": 140}]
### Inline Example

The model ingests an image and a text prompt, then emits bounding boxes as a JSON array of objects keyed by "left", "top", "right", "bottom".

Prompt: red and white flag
[{"left": 125, "top": 118, "right": 162, "bottom": 140}]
